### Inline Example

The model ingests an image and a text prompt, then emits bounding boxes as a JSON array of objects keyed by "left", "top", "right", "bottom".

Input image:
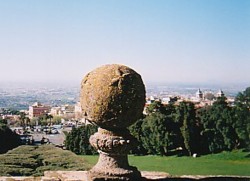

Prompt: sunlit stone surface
[
  {"left": 80, "top": 64, "right": 145, "bottom": 129},
  {"left": 80, "top": 64, "right": 145, "bottom": 180}
]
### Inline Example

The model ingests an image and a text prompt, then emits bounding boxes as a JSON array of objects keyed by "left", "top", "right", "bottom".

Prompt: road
[{"left": 32, "top": 128, "right": 69, "bottom": 146}]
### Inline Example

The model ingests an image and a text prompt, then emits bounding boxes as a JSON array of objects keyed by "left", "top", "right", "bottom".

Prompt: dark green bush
[
  {"left": 65, "top": 125, "right": 97, "bottom": 155},
  {"left": 0, "top": 122, "right": 21, "bottom": 153}
]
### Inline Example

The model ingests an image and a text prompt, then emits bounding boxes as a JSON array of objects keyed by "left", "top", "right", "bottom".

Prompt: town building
[
  {"left": 50, "top": 104, "right": 75, "bottom": 119},
  {"left": 196, "top": 88, "right": 203, "bottom": 99},
  {"left": 29, "top": 102, "right": 51, "bottom": 119},
  {"left": 74, "top": 102, "right": 82, "bottom": 119},
  {"left": 217, "top": 89, "right": 225, "bottom": 97}
]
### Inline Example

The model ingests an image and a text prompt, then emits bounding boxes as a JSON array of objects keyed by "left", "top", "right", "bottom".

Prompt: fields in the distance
[{"left": 82, "top": 150, "right": 250, "bottom": 176}]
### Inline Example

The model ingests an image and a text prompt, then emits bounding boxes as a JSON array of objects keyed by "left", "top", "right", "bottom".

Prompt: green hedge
[{"left": 0, "top": 145, "right": 91, "bottom": 176}]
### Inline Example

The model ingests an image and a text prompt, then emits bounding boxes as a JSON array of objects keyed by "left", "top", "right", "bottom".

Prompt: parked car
[
  {"left": 19, "top": 134, "right": 34, "bottom": 145},
  {"left": 42, "top": 126, "right": 50, "bottom": 134},
  {"left": 51, "top": 128, "right": 58, "bottom": 134},
  {"left": 52, "top": 124, "right": 62, "bottom": 129}
]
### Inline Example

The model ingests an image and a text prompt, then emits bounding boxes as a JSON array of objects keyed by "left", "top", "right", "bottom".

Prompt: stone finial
[
  {"left": 80, "top": 64, "right": 145, "bottom": 130},
  {"left": 80, "top": 64, "right": 145, "bottom": 180}
]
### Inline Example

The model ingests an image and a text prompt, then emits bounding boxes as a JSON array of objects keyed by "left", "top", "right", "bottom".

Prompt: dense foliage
[
  {"left": 65, "top": 125, "right": 97, "bottom": 155},
  {"left": 65, "top": 87, "right": 249, "bottom": 156},
  {"left": 0, "top": 145, "right": 90, "bottom": 176},
  {"left": 130, "top": 87, "right": 250, "bottom": 155},
  {"left": 0, "top": 119, "right": 21, "bottom": 154}
]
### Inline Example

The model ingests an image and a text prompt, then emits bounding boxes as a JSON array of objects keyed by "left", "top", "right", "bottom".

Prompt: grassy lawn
[{"left": 82, "top": 150, "right": 250, "bottom": 176}]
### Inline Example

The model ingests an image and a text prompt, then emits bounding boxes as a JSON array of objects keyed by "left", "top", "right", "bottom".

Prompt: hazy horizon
[
  {"left": 0, "top": 79, "right": 248, "bottom": 90},
  {"left": 0, "top": 1, "right": 249, "bottom": 84}
]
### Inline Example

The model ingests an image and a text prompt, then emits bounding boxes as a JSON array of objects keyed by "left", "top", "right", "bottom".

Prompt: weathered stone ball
[{"left": 80, "top": 64, "right": 145, "bottom": 129}]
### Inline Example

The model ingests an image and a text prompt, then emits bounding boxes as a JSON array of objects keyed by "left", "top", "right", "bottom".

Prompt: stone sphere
[{"left": 80, "top": 64, "right": 145, "bottom": 129}]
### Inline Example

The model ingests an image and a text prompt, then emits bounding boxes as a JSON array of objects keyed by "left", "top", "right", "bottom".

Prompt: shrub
[
  {"left": 0, "top": 145, "right": 91, "bottom": 176},
  {"left": 0, "top": 123, "right": 21, "bottom": 153}
]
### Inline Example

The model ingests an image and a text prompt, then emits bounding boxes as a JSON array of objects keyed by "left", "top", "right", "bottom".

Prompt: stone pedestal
[
  {"left": 80, "top": 64, "right": 146, "bottom": 181},
  {"left": 87, "top": 128, "right": 141, "bottom": 180}
]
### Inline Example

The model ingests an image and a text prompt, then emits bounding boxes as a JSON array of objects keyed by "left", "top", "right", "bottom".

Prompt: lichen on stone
[{"left": 80, "top": 64, "right": 145, "bottom": 130}]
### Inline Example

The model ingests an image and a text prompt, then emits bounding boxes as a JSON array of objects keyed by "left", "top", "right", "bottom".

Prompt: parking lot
[
  {"left": 12, "top": 126, "right": 72, "bottom": 146},
  {"left": 32, "top": 130, "right": 65, "bottom": 146}
]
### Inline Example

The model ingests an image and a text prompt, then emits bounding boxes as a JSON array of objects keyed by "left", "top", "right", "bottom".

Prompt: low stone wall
[{"left": 0, "top": 171, "right": 249, "bottom": 181}]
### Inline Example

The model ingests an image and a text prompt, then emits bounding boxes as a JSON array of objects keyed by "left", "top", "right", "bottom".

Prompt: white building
[
  {"left": 75, "top": 102, "right": 82, "bottom": 119},
  {"left": 196, "top": 89, "right": 203, "bottom": 99},
  {"left": 217, "top": 89, "right": 225, "bottom": 97}
]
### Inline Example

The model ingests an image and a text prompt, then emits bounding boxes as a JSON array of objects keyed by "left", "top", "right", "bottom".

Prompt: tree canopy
[
  {"left": 65, "top": 125, "right": 97, "bottom": 155},
  {"left": 0, "top": 119, "right": 21, "bottom": 154},
  {"left": 66, "top": 87, "right": 250, "bottom": 156},
  {"left": 130, "top": 87, "right": 250, "bottom": 156}
]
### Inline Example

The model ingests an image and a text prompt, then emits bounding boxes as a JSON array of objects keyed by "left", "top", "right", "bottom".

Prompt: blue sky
[{"left": 0, "top": 0, "right": 249, "bottom": 85}]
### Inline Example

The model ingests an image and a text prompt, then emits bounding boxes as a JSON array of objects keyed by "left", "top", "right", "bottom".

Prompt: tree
[
  {"left": 129, "top": 118, "right": 147, "bottom": 155},
  {"left": 235, "top": 87, "right": 250, "bottom": 109},
  {"left": 175, "top": 102, "right": 198, "bottom": 156},
  {"left": 132, "top": 88, "right": 250, "bottom": 156},
  {"left": 47, "top": 114, "right": 53, "bottom": 126},
  {"left": 0, "top": 121, "right": 21, "bottom": 153},
  {"left": 140, "top": 112, "right": 169, "bottom": 155},
  {"left": 38, "top": 115, "right": 49, "bottom": 126},
  {"left": 233, "top": 87, "right": 250, "bottom": 149},
  {"left": 65, "top": 124, "right": 97, "bottom": 155},
  {"left": 146, "top": 101, "right": 168, "bottom": 115},
  {"left": 0, "top": 118, "right": 7, "bottom": 125},
  {"left": 130, "top": 103, "right": 179, "bottom": 156},
  {"left": 25, "top": 117, "right": 30, "bottom": 127},
  {"left": 19, "top": 112, "right": 26, "bottom": 127},
  {"left": 52, "top": 116, "right": 62, "bottom": 125},
  {"left": 198, "top": 97, "right": 239, "bottom": 153},
  {"left": 30, "top": 117, "right": 39, "bottom": 126}
]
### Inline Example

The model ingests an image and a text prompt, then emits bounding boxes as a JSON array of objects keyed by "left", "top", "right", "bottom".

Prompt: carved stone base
[
  {"left": 88, "top": 128, "right": 142, "bottom": 180},
  {"left": 87, "top": 153, "right": 141, "bottom": 180}
]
